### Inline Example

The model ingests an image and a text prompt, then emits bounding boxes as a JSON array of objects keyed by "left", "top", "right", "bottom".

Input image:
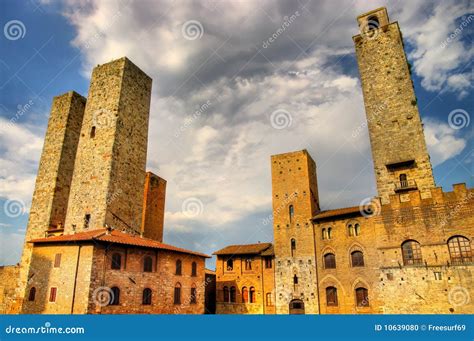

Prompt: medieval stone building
[
  {"left": 1, "top": 57, "right": 210, "bottom": 314},
  {"left": 214, "top": 7, "right": 473, "bottom": 314}
]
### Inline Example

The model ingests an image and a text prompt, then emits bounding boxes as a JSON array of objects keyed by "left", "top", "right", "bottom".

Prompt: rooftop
[
  {"left": 312, "top": 205, "right": 362, "bottom": 221},
  {"left": 213, "top": 242, "right": 273, "bottom": 256},
  {"left": 30, "top": 228, "right": 210, "bottom": 258}
]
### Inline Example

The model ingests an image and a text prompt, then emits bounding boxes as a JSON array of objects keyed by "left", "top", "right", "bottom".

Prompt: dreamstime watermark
[
  {"left": 351, "top": 102, "right": 387, "bottom": 138},
  {"left": 359, "top": 197, "right": 381, "bottom": 218},
  {"left": 8, "top": 99, "right": 34, "bottom": 128},
  {"left": 173, "top": 100, "right": 212, "bottom": 139},
  {"left": 92, "top": 108, "right": 116, "bottom": 128},
  {"left": 439, "top": 191, "right": 474, "bottom": 228},
  {"left": 440, "top": 14, "right": 474, "bottom": 49},
  {"left": 4, "top": 20, "right": 26, "bottom": 40},
  {"left": 360, "top": 19, "right": 381, "bottom": 40},
  {"left": 262, "top": 11, "right": 301, "bottom": 48},
  {"left": 5, "top": 322, "right": 84, "bottom": 335},
  {"left": 84, "top": 9, "right": 123, "bottom": 49},
  {"left": 448, "top": 286, "right": 470, "bottom": 307},
  {"left": 182, "top": 20, "right": 204, "bottom": 40},
  {"left": 181, "top": 197, "right": 204, "bottom": 218},
  {"left": 448, "top": 109, "right": 470, "bottom": 130},
  {"left": 3, "top": 199, "right": 26, "bottom": 218},
  {"left": 270, "top": 109, "right": 292, "bottom": 130},
  {"left": 92, "top": 286, "right": 114, "bottom": 307},
  {"left": 262, "top": 192, "right": 297, "bottom": 226}
]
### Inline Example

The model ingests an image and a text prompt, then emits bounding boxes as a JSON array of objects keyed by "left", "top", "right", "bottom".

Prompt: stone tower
[
  {"left": 141, "top": 172, "right": 167, "bottom": 242},
  {"left": 353, "top": 7, "right": 435, "bottom": 204},
  {"left": 271, "top": 150, "right": 320, "bottom": 314},
  {"left": 64, "top": 57, "right": 152, "bottom": 234},
  {"left": 15, "top": 91, "right": 86, "bottom": 312}
]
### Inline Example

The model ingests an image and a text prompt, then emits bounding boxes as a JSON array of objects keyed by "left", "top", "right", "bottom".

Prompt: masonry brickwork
[
  {"left": 0, "top": 265, "right": 19, "bottom": 314},
  {"left": 141, "top": 172, "right": 167, "bottom": 242}
]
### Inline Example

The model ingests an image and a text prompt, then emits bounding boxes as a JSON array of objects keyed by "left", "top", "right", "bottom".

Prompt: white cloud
[{"left": 424, "top": 118, "right": 467, "bottom": 166}]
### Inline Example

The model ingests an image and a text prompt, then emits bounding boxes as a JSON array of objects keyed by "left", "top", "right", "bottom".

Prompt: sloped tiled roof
[
  {"left": 30, "top": 228, "right": 210, "bottom": 258},
  {"left": 213, "top": 242, "right": 273, "bottom": 256},
  {"left": 312, "top": 206, "right": 362, "bottom": 220}
]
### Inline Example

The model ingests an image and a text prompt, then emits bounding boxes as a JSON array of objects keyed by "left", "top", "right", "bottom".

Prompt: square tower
[
  {"left": 271, "top": 150, "right": 320, "bottom": 314},
  {"left": 353, "top": 7, "right": 435, "bottom": 204},
  {"left": 64, "top": 57, "right": 152, "bottom": 234},
  {"left": 141, "top": 172, "right": 167, "bottom": 242}
]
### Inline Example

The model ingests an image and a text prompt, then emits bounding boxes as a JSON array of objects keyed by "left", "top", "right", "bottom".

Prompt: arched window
[
  {"left": 143, "top": 256, "right": 153, "bottom": 272},
  {"left": 28, "top": 287, "right": 36, "bottom": 301},
  {"left": 223, "top": 286, "right": 229, "bottom": 303},
  {"left": 351, "top": 251, "right": 365, "bottom": 267},
  {"left": 142, "top": 288, "right": 152, "bottom": 305},
  {"left": 291, "top": 238, "right": 296, "bottom": 257},
  {"left": 174, "top": 283, "right": 181, "bottom": 304},
  {"left": 348, "top": 224, "right": 354, "bottom": 236},
  {"left": 175, "top": 259, "right": 182, "bottom": 275},
  {"left": 289, "top": 205, "right": 294, "bottom": 222},
  {"left": 399, "top": 173, "right": 408, "bottom": 188},
  {"left": 354, "top": 223, "right": 360, "bottom": 236},
  {"left": 191, "top": 261, "right": 197, "bottom": 276},
  {"left": 324, "top": 253, "right": 336, "bottom": 269},
  {"left": 322, "top": 228, "right": 326, "bottom": 240},
  {"left": 355, "top": 287, "right": 369, "bottom": 307},
  {"left": 266, "top": 292, "right": 273, "bottom": 306},
  {"left": 190, "top": 284, "right": 197, "bottom": 304},
  {"left": 230, "top": 286, "right": 236, "bottom": 303},
  {"left": 448, "top": 236, "right": 472, "bottom": 264},
  {"left": 226, "top": 259, "right": 233, "bottom": 271},
  {"left": 249, "top": 287, "right": 256, "bottom": 303},
  {"left": 242, "top": 287, "right": 248, "bottom": 303},
  {"left": 110, "top": 287, "right": 120, "bottom": 305},
  {"left": 111, "top": 253, "right": 121, "bottom": 270},
  {"left": 327, "top": 227, "right": 332, "bottom": 240},
  {"left": 326, "top": 286, "right": 338, "bottom": 306},
  {"left": 367, "top": 15, "right": 379, "bottom": 29},
  {"left": 245, "top": 258, "right": 252, "bottom": 270},
  {"left": 401, "top": 240, "right": 423, "bottom": 265}
]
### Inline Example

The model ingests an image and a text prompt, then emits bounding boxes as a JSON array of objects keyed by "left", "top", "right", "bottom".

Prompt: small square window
[{"left": 434, "top": 272, "right": 442, "bottom": 281}]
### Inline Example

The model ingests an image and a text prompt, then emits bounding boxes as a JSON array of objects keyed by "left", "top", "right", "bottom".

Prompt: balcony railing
[{"left": 394, "top": 179, "right": 417, "bottom": 192}]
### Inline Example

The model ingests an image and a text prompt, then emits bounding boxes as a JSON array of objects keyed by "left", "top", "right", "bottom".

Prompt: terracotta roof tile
[
  {"left": 213, "top": 242, "right": 272, "bottom": 256},
  {"left": 312, "top": 206, "right": 362, "bottom": 220},
  {"left": 30, "top": 228, "right": 210, "bottom": 258}
]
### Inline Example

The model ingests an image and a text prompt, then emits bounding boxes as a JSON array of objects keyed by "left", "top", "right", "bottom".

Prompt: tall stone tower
[
  {"left": 15, "top": 91, "right": 86, "bottom": 312},
  {"left": 271, "top": 150, "right": 320, "bottom": 314},
  {"left": 353, "top": 7, "right": 435, "bottom": 204},
  {"left": 64, "top": 57, "right": 152, "bottom": 234},
  {"left": 141, "top": 172, "right": 167, "bottom": 242}
]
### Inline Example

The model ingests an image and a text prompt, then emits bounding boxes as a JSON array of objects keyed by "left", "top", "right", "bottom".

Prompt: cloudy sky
[{"left": 0, "top": 0, "right": 472, "bottom": 267}]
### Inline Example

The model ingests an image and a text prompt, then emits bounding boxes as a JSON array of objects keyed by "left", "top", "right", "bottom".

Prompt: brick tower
[
  {"left": 141, "top": 172, "right": 167, "bottom": 242},
  {"left": 64, "top": 57, "right": 152, "bottom": 234},
  {"left": 15, "top": 91, "right": 86, "bottom": 312},
  {"left": 354, "top": 7, "right": 435, "bottom": 204},
  {"left": 271, "top": 150, "right": 320, "bottom": 314}
]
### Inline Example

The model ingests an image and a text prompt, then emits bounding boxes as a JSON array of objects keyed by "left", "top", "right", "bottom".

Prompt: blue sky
[{"left": 0, "top": 0, "right": 472, "bottom": 267}]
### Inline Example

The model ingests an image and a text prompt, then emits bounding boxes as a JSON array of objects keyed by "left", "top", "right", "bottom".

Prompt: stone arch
[
  {"left": 351, "top": 277, "right": 371, "bottom": 291},
  {"left": 319, "top": 274, "right": 347, "bottom": 296},
  {"left": 321, "top": 246, "right": 337, "bottom": 256},
  {"left": 348, "top": 242, "right": 365, "bottom": 255}
]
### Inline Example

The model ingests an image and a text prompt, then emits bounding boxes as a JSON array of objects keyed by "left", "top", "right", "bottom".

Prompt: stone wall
[
  {"left": 141, "top": 172, "right": 166, "bottom": 242},
  {"left": 0, "top": 265, "right": 19, "bottom": 314}
]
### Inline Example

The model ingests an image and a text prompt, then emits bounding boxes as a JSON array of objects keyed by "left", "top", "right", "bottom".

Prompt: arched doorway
[{"left": 289, "top": 299, "right": 305, "bottom": 314}]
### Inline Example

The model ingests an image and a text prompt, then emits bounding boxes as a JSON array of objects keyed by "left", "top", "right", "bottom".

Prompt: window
[
  {"left": 142, "top": 288, "right": 152, "bottom": 305},
  {"left": 348, "top": 224, "right": 354, "bottom": 236},
  {"left": 289, "top": 205, "right": 294, "bottom": 222},
  {"left": 245, "top": 258, "right": 252, "bottom": 270},
  {"left": 143, "top": 256, "right": 153, "bottom": 272},
  {"left": 174, "top": 283, "right": 181, "bottom": 304},
  {"left": 399, "top": 173, "right": 408, "bottom": 187},
  {"left": 223, "top": 286, "right": 229, "bottom": 303},
  {"left": 351, "top": 251, "right": 365, "bottom": 267},
  {"left": 367, "top": 15, "right": 379, "bottom": 29},
  {"left": 293, "top": 275, "right": 298, "bottom": 285},
  {"left": 110, "top": 287, "right": 120, "bottom": 305},
  {"left": 322, "top": 228, "right": 326, "bottom": 240},
  {"left": 354, "top": 223, "right": 360, "bottom": 236},
  {"left": 230, "top": 286, "right": 236, "bottom": 303},
  {"left": 84, "top": 214, "right": 91, "bottom": 229},
  {"left": 226, "top": 259, "right": 233, "bottom": 271},
  {"left": 291, "top": 238, "right": 296, "bottom": 257},
  {"left": 448, "top": 236, "right": 472, "bottom": 264},
  {"left": 401, "top": 240, "right": 423, "bottom": 265},
  {"left": 249, "top": 287, "right": 255, "bottom": 303},
  {"left": 28, "top": 287, "right": 36, "bottom": 302},
  {"left": 90, "top": 126, "right": 96, "bottom": 138},
  {"left": 242, "top": 287, "right": 248, "bottom": 303},
  {"left": 326, "top": 287, "right": 338, "bottom": 306},
  {"left": 111, "top": 253, "right": 121, "bottom": 270},
  {"left": 327, "top": 227, "right": 332, "bottom": 240},
  {"left": 266, "top": 293, "right": 273, "bottom": 306},
  {"left": 355, "top": 287, "right": 369, "bottom": 307},
  {"left": 190, "top": 286, "right": 197, "bottom": 304},
  {"left": 191, "top": 261, "right": 197, "bottom": 276},
  {"left": 434, "top": 272, "right": 442, "bottom": 281},
  {"left": 49, "top": 287, "right": 57, "bottom": 302},
  {"left": 324, "top": 253, "right": 336, "bottom": 269},
  {"left": 54, "top": 253, "right": 61, "bottom": 268},
  {"left": 175, "top": 260, "right": 182, "bottom": 275},
  {"left": 264, "top": 256, "right": 272, "bottom": 269}
]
